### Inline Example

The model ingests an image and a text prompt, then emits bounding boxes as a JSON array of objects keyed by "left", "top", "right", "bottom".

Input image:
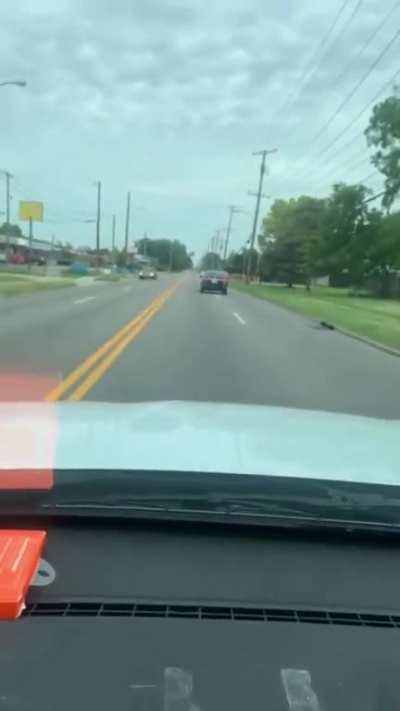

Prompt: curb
[
  {"left": 326, "top": 323, "right": 400, "bottom": 359},
  {"left": 232, "top": 285, "right": 400, "bottom": 359}
]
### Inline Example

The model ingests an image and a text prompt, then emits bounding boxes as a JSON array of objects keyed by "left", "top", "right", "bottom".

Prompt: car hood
[{"left": 0, "top": 401, "right": 399, "bottom": 486}]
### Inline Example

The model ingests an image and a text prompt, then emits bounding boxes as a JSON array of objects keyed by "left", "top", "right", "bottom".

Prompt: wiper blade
[
  {"left": 39, "top": 495, "right": 310, "bottom": 518},
  {"left": 4, "top": 471, "right": 400, "bottom": 533}
]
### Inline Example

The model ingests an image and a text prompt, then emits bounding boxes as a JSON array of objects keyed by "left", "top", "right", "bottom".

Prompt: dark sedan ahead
[{"left": 200, "top": 270, "right": 229, "bottom": 295}]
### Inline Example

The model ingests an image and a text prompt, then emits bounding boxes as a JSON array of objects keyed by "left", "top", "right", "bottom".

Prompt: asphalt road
[{"left": 2, "top": 272, "right": 400, "bottom": 418}]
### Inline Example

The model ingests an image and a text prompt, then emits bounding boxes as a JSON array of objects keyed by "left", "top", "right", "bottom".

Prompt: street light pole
[
  {"left": 124, "top": 191, "right": 131, "bottom": 251},
  {"left": 246, "top": 149, "right": 277, "bottom": 282},
  {"left": 4, "top": 171, "right": 12, "bottom": 224},
  {"left": 95, "top": 181, "right": 101, "bottom": 260},
  {"left": 112, "top": 214, "right": 116, "bottom": 250}
]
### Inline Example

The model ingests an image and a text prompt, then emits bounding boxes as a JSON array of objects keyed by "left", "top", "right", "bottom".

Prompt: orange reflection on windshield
[
  {"left": 0, "top": 374, "right": 57, "bottom": 490},
  {"left": 0, "top": 372, "right": 60, "bottom": 402}
]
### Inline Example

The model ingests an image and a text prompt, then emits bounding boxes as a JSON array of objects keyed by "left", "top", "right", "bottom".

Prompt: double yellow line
[{"left": 45, "top": 282, "right": 179, "bottom": 402}]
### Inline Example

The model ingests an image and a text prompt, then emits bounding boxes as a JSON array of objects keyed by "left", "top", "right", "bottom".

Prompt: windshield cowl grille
[{"left": 21, "top": 602, "right": 400, "bottom": 628}]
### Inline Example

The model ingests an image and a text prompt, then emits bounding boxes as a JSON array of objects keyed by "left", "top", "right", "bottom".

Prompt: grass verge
[
  {"left": 0, "top": 274, "right": 75, "bottom": 297},
  {"left": 232, "top": 281, "right": 400, "bottom": 352},
  {"left": 94, "top": 274, "right": 122, "bottom": 282}
]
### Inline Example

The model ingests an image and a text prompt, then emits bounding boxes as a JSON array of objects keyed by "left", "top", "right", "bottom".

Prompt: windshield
[{"left": 1, "top": 0, "right": 400, "bottom": 524}]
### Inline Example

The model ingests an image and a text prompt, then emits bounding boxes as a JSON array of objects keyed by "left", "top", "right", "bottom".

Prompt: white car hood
[{"left": 0, "top": 401, "right": 399, "bottom": 486}]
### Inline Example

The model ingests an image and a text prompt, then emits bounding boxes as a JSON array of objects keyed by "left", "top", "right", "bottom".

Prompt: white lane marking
[
  {"left": 233, "top": 311, "right": 246, "bottom": 325},
  {"left": 73, "top": 296, "right": 96, "bottom": 305}
]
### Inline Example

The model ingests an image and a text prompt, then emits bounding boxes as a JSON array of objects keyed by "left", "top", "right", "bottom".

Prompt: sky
[{"left": 0, "top": 0, "right": 398, "bottom": 258}]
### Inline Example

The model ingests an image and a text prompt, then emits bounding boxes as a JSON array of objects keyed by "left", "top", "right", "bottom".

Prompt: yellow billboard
[{"left": 19, "top": 201, "right": 44, "bottom": 222}]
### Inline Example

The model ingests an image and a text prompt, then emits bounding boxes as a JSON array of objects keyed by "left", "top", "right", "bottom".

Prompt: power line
[
  {"left": 332, "top": 0, "right": 400, "bottom": 89},
  {"left": 323, "top": 65, "right": 400, "bottom": 159},
  {"left": 309, "top": 25, "right": 400, "bottom": 146},
  {"left": 360, "top": 168, "right": 381, "bottom": 183},
  {"left": 274, "top": 0, "right": 353, "bottom": 119},
  {"left": 288, "top": 64, "right": 400, "bottom": 188},
  {"left": 305, "top": 153, "right": 372, "bottom": 193},
  {"left": 316, "top": 154, "right": 373, "bottom": 192}
]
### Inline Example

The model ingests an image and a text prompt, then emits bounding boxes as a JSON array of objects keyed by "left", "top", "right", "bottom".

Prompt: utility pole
[
  {"left": 4, "top": 171, "right": 12, "bottom": 224},
  {"left": 27, "top": 217, "right": 33, "bottom": 272},
  {"left": 246, "top": 149, "right": 277, "bottom": 282},
  {"left": 223, "top": 205, "right": 244, "bottom": 260},
  {"left": 111, "top": 214, "right": 116, "bottom": 251},
  {"left": 3, "top": 171, "right": 13, "bottom": 252},
  {"left": 214, "top": 230, "right": 223, "bottom": 269},
  {"left": 95, "top": 180, "right": 101, "bottom": 259},
  {"left": 124, "top": 191, "right": 131, "bottom": 251},
  {"left": 169, "top": 241, "right": 174, "bottom": 271}
]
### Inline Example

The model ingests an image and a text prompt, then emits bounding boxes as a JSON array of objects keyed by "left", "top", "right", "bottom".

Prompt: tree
[
  {"left": 115, "top": 249, "right": 127, "bottom": 268},
  {"left": 320, "top": 183, "right": 373, "bottom": 287},
  {"left": 366, "top": 95, "right": 400, "bottom": 211},
  {"left": 225, "top": 251, "right": 245, "bottom": 274},
  {"left": 365, "top": 211, "right": 400, "bottom": 297},
  {"left": 0, "top": 222, "right": 22, "bottom": 237},
  {"left": 259, "top": 196, "right": 326, "bottom": 287},
  {"left": 135, "top": 238, "right": 192, "bottom": 271},
  {"left": 200, "top": 252, "right": 222, "bottom": 270}
]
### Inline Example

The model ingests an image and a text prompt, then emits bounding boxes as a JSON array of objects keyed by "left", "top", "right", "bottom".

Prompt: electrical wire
[
  {"left": 307, "top": 151, "right": 373, "bottom": 190},
  {"left": 332, "top": 0, "right": 400, "bottom": 88},
  {"left": 273, "top": 0, "right": 353, "bottom": 119},
  {"left": 289, "top": 64, "right": 400, "bottom": 188},
  {"left": 309, "top": 25, "right": 400, "bottom": 146},
  {"left": 360, "top": 168, "right": 381, "bottom": 183}
]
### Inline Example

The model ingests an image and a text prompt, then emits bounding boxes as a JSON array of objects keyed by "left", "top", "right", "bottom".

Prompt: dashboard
[{"left": 1, "top": 518, "right": 400, "bottom": 710}]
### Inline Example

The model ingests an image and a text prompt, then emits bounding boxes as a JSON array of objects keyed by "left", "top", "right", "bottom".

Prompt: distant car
[
  {"left": 200, "top": 270, "right": 229, "bottom": 295},
  {"left": 138, "top": 265, "right": 157, "bottom": 280}
]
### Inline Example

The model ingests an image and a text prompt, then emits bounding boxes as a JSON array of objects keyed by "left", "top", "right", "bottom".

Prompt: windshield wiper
[
  {"left": 35, "top": 491, "right": 400, "bottom": 533},
  {"left": 3, "top": 471, "right": 400, "bottom": 534},
  {"left": 39, "top": 494, "right": 308, "bottom": 518}
]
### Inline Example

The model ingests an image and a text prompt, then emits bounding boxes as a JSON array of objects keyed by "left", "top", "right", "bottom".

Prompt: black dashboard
[{"left": 1, "top": 518, "right": 400, "bottom": 710}]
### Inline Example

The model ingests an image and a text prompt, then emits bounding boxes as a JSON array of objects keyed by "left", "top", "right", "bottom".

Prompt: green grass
[
  {"left": 232, "top": 281, "right": 400, "bottom": 352},
  {"left": 61, "top": 271, "right": 89, "bottom": 278},
  {"left": 94, "top": 273, "right": 122, "bottom": 282},
  {"left": 0, "top": 274, "right": 75, "bottom": 297}
]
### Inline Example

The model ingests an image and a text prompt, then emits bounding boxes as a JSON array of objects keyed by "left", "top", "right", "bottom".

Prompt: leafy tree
[
  {"left": 366, "top": 95, "right": 400, "bottom": 211},
  {"left": 200, "top": 252, "right": 223, "bottom": 270},
  {"left": 0, "top": 222, "right": 22, "bottom": 237},
  {"left": 259, "top": 196, "right": 326, "bottom": 287},
  {"left": 320, "top": 183, "right": 373, "bottom": 287},
  {"left": 225, "top": 251, "right": 245, "bottom": 274},
  {"left": 366, "top": 211, "right": 400, "bottom": 296},
  {"left": 135, "top": 238, "right": 192, "bottom": 271},
  {"left": 115, "top": 249, "right": 127, "bottom": 268}
]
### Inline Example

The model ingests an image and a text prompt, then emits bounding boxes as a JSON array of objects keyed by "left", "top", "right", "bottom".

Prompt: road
[{"left": 1, "top": 272, "right": 400, "bottom": 418}]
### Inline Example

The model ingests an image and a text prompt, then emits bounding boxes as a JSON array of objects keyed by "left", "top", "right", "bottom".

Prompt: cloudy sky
[{"left": 0, "top": 0, "right": 397, "bottom": 256}]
